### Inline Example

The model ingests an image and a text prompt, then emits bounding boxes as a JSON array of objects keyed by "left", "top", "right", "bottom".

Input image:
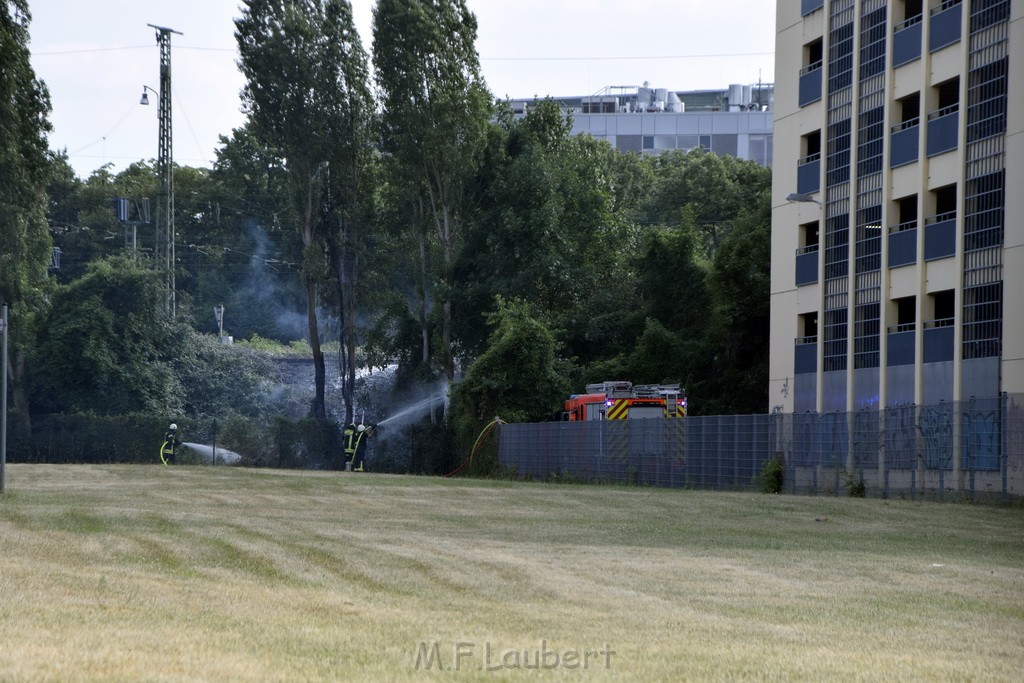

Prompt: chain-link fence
[
  {"left": 7, "top": 413, "right": 343, "bottom": 469},
  {"left": 498, "top": 394, "right": 1024, "bottom": 501}
]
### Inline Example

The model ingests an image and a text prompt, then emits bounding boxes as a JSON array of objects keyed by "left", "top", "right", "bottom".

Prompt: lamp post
[{"left": 786, "top": 192, "right": 822, "bottom": 206}]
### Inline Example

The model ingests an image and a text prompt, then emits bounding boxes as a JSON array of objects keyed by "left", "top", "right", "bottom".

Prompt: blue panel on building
[
  {"left": 887, "top": 331, "right": 915, "bottom": 366},
  {"left": 822, "top": 371, "right": 847, "bottom": 412},
  {"left": 795, "top": 342, "right": 817, "bottom": 375},
  {"left": 922, "top": 361, "right": 954, "bottom": 405},
  {"left": 888, "top": 228, "right": 917, "bottom": 267},
  {"left": 893, "top": 22, "right": 922, "bottom": 67},
  {"left": 890, "top": 125, "right": 919, "bottom": 168},
  {"left": 795, "top": 250, "right": 818, "bottom": 286},
  {"left": 887, "top": 365, "right": 915, "bottom": 406},
  {"left": 923, "top": 326, "right": 954, "bottom": 363},
  {"left": 926, "top": 111, "right": 958, "bottom": 157},
  {"left": 801, "top": 0, "right": 824, "bottom": 16},
  {"left": 797, "top": 158, "right": 820, "bottom": 195},
  {"left": 929, "top": 3, "right": 962, "bottom": 52},
  {"left": 962, "top": 357, "right": 1000, "bottom": 401},
  {"left": 961, "top": 395, "right": 1000, "bottom": 471},
  {"left": 924, "top": 219, "right": 956, "bottom": 260},
  {"left": 794, "top": 374, "right": 817, "bottom": 413},
  {"left": 853, "top": 368, "right": 879, "bottom": 410},
  {"left": 799, "top": 69, "right": 822, "bottom": 107}
]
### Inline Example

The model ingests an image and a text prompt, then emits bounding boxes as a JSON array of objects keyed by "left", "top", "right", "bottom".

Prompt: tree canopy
[
  {"left": 15, "top": 2, "right": 775, "bottom": 471},
  {"left": 236, "top": 0, "right": 375, "bottom": 419},
  {"left": 373, "top": 0, "right": 492, "bottom": 382}
]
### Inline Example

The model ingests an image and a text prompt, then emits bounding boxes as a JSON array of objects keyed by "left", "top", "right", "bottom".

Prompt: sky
[{"left": 28, "top": 0, "right": 776, "bottom": 179}]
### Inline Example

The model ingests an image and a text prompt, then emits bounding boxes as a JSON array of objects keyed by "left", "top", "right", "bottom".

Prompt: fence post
[
  {"left": 879, "top": 406, "right": 887, "bottom": 498},
  {"left": 953, "top": 399, "right": 964, "bottom": 497},
  {"left": 715, "top": 416, "right": 722, "bottom": 490},
  {"left": 1001, "top": 392, "right": 1008, "bottom": 500}
]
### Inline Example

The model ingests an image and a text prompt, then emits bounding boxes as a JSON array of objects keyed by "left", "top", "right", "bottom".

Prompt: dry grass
[{"left": 0, "top": 464, "right": 1022, "bottom": 681}]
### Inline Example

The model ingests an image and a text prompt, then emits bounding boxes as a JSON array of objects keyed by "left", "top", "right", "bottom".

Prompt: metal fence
[
  {"left": 8, "top": 413, "right": 341, "bottom": 469},
  {"left": 498, "top": 393, "right": 1024, "bottom": 501}
]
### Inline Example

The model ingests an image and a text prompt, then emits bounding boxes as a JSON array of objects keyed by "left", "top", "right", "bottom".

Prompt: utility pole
[
  {"left": 1, "top": 305, "right": 8, "bottom": 494},
  {"left": 149, "top": 24, "right": 182, "bottom": 317}
]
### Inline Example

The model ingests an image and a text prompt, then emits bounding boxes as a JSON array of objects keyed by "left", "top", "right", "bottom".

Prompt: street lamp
[
  {"left": 139, "top": 85, "right": 156, "bottom": 106},
  {"left": 786, "top": 192, "right": 822, "bottom": 206}
]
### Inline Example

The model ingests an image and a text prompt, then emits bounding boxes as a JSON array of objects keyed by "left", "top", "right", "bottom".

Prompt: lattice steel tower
[{"left": 149, "top": 24, "right": 182, "bottom": 316}]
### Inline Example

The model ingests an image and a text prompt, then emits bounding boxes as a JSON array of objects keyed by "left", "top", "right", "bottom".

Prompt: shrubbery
[{"left": 756, "top": 455, "right": 785, "bottom": 494}]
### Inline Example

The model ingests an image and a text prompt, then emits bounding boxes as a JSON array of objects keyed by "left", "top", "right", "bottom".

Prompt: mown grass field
[{"left": 1, "top": 464, "right": 1022, "bottom": 681}]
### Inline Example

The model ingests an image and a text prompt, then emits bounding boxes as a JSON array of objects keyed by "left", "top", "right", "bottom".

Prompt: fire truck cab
[{"left": 563, "top": 381, "right": 687, "bottom": 421}]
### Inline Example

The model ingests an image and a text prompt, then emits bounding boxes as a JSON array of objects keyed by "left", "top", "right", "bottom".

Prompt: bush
[
  {"left": 836, "top": 458, "right": 867, "bottom": 498},
  {"left": 217, "top": 414, "right": 275, "bottom": 466},
  {"left": 371, "top": 421, "right": 456, "bottom": 475},
  {"left": 756, "top": 455, "right": 785, "bottom": 494},
  {"left": 11, "top": 413, "right": 205, "bottom": 464},
  {"left": 271, "top": 417, "right": 341, "bottom": 469}
]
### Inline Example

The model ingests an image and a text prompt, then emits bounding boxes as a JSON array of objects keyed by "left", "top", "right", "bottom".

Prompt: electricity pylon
[{"left": 149, "top": 23, "right": 182, "bottom": 316}]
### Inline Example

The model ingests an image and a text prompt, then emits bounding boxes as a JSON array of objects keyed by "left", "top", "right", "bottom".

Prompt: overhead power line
[
  {"left": 32, "top": 45, "right": 150, "bottom": 56},
  {"left": 482, "top": 51, "right": 774, "bottom": 61},
  {"left": 34, "top": 44, "right": 772, "bottom": 61}
]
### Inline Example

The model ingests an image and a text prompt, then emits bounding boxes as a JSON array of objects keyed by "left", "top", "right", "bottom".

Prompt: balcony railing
[
  {"left": 890, "top": 119, "right": 920, "bottom": 167},
  {"left": 794, "top": 336, "right": 817, "bottom": 375},
  {"left": 801, "top": 0, "right": 824, "bottom": 16},
  {"left": 795, "top": 245, "right": 819, "bottom": 286},
  {"left": 923, "top": 320, "right": 955, "bottom": 363},
  {"left": 797, "top": 153, "right": 821, "bottom": 195},
  {"left": 926, "top": 105, "right": 958, "bottom": 157},
  {"left": 888, "top": 220, "right": 917, "bottom": 267},
  {"left": 924, "top": 211, "right": 957, "bottom": 260},
  {"left": 929, "top": 0, "right": 962, "bottom": 52},
  {"left": 799, "top": 62, "right": 822, "bottom": 107},
  {"left": 893, "top": 15, "right": 923, "bottom": 67},
  {"left": 886, "top": 327, "right": 915, "bottom": 367}
]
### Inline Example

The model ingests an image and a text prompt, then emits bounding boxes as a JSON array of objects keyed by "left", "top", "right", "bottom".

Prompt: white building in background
[
  {"left": 770, "top": 0, "right": 1022, "bottom": 414},
  {"left": 507, "top": 82, "right": 776, "bottom": 166}
]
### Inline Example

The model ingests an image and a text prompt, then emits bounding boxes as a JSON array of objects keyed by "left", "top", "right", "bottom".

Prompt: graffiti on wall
[
  {"left": 920, "top": 405, "right": 953, "bottom": 469},
  {"left": 885, "top": 405, "right": 917, "bottom": 469},
  {"left": 962, "top": 408, "right": 1000, "bottom": 471}
]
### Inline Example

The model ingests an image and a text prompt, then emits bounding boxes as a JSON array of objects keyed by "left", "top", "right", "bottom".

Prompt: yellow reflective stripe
[
  {"left": 664, "top": 403, "right": 686, "bottom": 417},
  {"left": 606, "top": 399, "right": 628, "bottom": 420}
]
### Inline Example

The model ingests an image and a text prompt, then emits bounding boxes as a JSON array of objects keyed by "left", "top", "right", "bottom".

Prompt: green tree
[
  {"left": 210, "top": 125, "right": 306, "bottom": 342},
  {"left": 703, "top": 189, "right": 771, "bottom": 414},
  {"left": 0, "top": 1, "right": 54, "bottom": 434},
  {"left": 236, "top": 0, "right": 370, "bottom": 419},
  {"left": 317, "top": 6, "right": 375, "bottom": 425},
  {"left": 449, "top": 297, "right": 572, "bottom": 471},
  {"left": 30, "top": 255, "right": 186, "bottom": 416},
  {"left": 373, "top": 0, "right": 492, "bottom": 382},
  {"left": 641, "top": 149, "right": 769, "bottom": 259},
  {"left": 455, "top": 101, "right": 641, "bottom": 367}
]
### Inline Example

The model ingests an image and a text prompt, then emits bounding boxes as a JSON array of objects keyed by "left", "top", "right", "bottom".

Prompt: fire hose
[{"left": 443, "top": 416, "right": 504, "bottom": 478}]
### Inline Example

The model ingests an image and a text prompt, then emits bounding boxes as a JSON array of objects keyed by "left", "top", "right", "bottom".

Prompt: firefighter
[
  {"left": 160, "top": 423, "right": 180, "bottom": 465},
  {"left": 342, "top": 422, "right": 359, "bottom": 471},
  {"left": 351, "top": 424, "right": 374, "bottom": 472}
]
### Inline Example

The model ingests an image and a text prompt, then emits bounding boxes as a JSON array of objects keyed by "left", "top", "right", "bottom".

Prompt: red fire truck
[{"left": 563, "top": 381, "right": 687, "bottom": 421}]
